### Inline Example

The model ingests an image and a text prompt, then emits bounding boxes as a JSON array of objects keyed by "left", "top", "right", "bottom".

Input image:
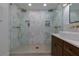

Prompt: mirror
[{"left": 69, "top": 3, "right": 79, "bottom": 23}]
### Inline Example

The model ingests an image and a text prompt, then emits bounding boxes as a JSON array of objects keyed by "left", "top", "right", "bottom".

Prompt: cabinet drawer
[
  {"left": 52, "top": 35, "right": 63, "bottom": 47},
  {"left": 63, "top": 50, "right": 73, "bottom": 56},
  {"left": 64, "top": 41, "right": 79, "bottom": 56},
  {"left": 55, "top": 38, "right": 63, "bottom": 47}
]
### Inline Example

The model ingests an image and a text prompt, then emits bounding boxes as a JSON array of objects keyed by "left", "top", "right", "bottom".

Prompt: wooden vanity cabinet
[
  {"left": 51, "top": 35, "right": 79, "bottom": 56},
  {"left": 51, "top": 35, "right": 63, "bottom": 56},
  {"left": 63, "top": 41, "right": 79, "bottom": 56}
]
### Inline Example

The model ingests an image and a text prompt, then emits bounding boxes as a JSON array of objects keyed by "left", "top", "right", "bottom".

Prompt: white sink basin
[{"left": 59, "top": 31, "right": 79, "bottom": 41}]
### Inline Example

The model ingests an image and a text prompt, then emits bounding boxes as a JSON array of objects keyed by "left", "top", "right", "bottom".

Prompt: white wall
[
  {"left": 0, "top": 3, "right": 10, "bottom": 55},
  {"left": 63, "top": 5, "right": 69, "bottom": 25}
]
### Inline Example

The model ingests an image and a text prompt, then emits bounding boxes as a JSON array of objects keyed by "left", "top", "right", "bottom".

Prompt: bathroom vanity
[{"left": 51, "top": 32, "right": 79, "bottom": 56}]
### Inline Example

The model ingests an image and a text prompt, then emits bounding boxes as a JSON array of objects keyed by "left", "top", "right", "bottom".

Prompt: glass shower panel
[
  {"left": 52, "top": 4, "right": 63, "bottom": 33},
  {"left": 10, "top": 5, "right": 20, "bottom": 50},
  {"left": 10, "top": 4, "right": 53, "bottom": 54},
  {"left": 10, "top": 5, "right": 28, "bottom": 50},
  {"left": 18, "top": 12, "right": 30, "bottom": 46}
]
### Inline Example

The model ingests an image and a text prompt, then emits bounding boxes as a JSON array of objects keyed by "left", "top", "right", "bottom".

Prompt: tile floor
[{"left": 10, "top": 44, "right": 51, "bottom": 56}]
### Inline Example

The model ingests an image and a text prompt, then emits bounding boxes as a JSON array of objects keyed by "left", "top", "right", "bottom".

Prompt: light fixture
[
  {"left": 28, "top": 3, "right": 32, "bottom": 6},
  {"left": 43, "top": 3, "right": 47, "bottom": 6}
]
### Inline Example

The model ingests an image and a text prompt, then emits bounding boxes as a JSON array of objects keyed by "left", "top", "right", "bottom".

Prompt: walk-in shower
[{"left": 9, "top": 3, "right": 63, "bottom": 56}]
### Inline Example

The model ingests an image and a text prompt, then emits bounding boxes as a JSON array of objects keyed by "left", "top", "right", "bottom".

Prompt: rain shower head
[{"left": 21, "top": 8, "right": 27, "bottom": 12}]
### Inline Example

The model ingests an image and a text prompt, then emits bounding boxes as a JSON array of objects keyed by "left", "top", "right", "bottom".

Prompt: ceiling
[{"left": 15, "top": 3, "right": 59, "bottom": 11}]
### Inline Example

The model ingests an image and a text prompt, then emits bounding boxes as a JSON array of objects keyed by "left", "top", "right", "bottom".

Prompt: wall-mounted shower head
[
  {"left": 21, "top": 8, "right": 27, "bottom": 12},
  {"left": 9, "top": 3, "right": 13, "bottom": 5},
  {"left": 48, "top": 9, "right": 54, "bottom": 12}
]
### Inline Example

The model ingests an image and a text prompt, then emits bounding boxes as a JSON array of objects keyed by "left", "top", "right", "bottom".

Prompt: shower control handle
[
  {"left": 13, "top": 26, "right": 21, "bottom": 28},
  {"left": 15, "top": 26, "right": 21, "bottom": 28}
]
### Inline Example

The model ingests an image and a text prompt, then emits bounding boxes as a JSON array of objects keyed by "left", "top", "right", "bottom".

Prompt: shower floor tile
[{"left": 10, "top": 44, "right": 51, "bottom": 56}]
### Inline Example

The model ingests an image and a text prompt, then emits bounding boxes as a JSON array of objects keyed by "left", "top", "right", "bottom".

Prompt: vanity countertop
[{"left": 52, "top": 33, "right": 79, "bottom": 48}]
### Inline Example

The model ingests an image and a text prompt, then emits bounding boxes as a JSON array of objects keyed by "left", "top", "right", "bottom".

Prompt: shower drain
[{"left": 35, "top": 46, "right": 39, "bottom": 49}]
